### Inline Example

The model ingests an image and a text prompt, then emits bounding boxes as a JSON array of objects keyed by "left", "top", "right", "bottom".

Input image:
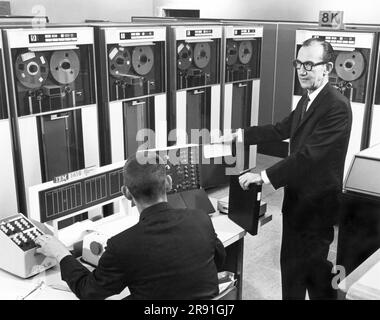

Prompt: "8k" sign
[{"left": 319, "top": 11, "right": 344, "bottom": 29}]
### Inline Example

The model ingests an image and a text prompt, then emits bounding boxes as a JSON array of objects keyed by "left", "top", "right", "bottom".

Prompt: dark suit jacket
[
  {"left": 244, "top": 83, "right": 352, "bottom": 230},
  {"left": 60, "top": 202, "right": 226, "bottom": 300}
]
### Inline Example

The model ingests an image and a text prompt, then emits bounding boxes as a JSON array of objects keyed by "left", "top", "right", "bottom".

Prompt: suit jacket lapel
[
  {"left": 292, "top": 83, "right": 330, "bottom": 136},
  {"left": 290, "top": 95, "right": 307, "bottom": 136}
]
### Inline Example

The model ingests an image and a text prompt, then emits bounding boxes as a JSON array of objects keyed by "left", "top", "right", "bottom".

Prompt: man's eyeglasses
[{"left": 292, "top": 59, "right": 327, "bottom": 71}]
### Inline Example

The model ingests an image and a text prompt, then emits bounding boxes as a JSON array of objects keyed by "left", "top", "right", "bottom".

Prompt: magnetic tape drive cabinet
[
  {"left": 293, "top": 29, "right": 377, "bottom": 178},
  {"left": 95, "top": 25, "right": 167, "bottom": 165},
  {"left": 168, "top": 24, "right": 222, "bottom": 145},
  {"left": 3, "top": 26, "right": 100, "bottom": 216},
  {"left": 0, "top": 31, "right": 19, "bottom": 219},
  {"left": 222, "top": 24, "right": 262, "bottom": 171},
  {"left": 167, "top": 24, "right": 232, "bottom": 188}
]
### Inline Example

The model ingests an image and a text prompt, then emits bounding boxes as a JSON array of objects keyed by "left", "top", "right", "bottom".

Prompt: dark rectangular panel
[
  {"left": 38, "top": 167, "right": 123, "bottom": 223},
  {"left": 228, "top": 175, "right": 261, "bottom": 235},
  {"left": 40, "top": 116, "right": 71, "bottom": 181},
  {"left": 257, "top": 23, "right": 277, "bottom": 126},
  {"left": 109, "top": 169, "right": 123, "bottom": 196},
  {"left": 167, "top": 193, "right": 187, "bottom": 209},
  {"left": 179, "top": 188, "right": 215, "bottom": 214},
  {"left": 231, "top": 81, "right": 252, "bottom": 130},
  {"left": 164, "top": 9, "right": 200, "bottom": 18},
  {"left": 186, "top": 90, "right": 203, "bottom": 136},
  {"left": 124, "top": 98, "right": 155, "bottom": 158},
  {"left": 186, "top": 88, "right": 211, "bottom": 144}
]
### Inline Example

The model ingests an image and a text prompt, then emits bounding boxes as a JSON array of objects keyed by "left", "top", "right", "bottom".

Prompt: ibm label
[
  {"left": 29, "top": 33, "right": 77, "bottom": 43},
  {"left": 186, "top": 29, "right": 213, "bottom": 37},
  {"left": 312, "top": 35, "right": 355, "bottom": 45},
  {"left": 234, "top": 29, "right": 256, "bottom": 36},
  {"left": 120, "top": 31, "right": 154, "bottom": 40}
]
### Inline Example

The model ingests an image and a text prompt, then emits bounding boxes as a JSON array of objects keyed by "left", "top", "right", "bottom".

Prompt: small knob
[{"left": 90, "top": 241, "right": 103, "bottom": 256}]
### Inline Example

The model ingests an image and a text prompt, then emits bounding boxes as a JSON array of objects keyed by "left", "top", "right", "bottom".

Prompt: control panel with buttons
[
  {"left": 0, "top": 213, "right": 57, "bottom": 278},
  {"left": 0, "top": 215, "right": 44, "bottom": 251},
  {"left": 147, "top": 145, "right": 215, "bottom": 214},
  {"left": 165, "top": 146, "right": 201, "bottom": 193}
]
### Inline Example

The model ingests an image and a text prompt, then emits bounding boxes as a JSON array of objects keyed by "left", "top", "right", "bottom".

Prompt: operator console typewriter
[{"left": 0, "top": 213, "right": 57, "bottom": 278}]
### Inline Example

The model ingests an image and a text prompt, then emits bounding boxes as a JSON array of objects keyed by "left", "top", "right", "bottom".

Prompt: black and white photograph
[{"left": 0, "top": 0, "right": 379, "bottom": 307}]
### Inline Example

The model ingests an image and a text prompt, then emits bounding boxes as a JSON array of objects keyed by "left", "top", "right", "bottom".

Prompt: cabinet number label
[{"left": 319, "top": 11, "right": 344, "bottom": 29}]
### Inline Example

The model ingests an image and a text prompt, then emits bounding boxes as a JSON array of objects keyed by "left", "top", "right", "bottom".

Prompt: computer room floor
[{"left": 241, "top": 153, "right": 339, "bottom": 300}]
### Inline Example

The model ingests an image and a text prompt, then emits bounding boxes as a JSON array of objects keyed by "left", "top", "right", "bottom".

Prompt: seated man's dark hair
[{"left": 123, "top": 151, "right": 167, "bottom": 202}]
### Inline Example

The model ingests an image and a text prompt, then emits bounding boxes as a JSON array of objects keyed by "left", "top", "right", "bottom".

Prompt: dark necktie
[{"left": 300, "top": 94, "right": 310, "bottom": 121}]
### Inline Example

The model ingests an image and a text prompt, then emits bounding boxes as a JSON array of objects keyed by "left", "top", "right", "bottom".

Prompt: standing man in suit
[
  {"left": 35, "top": 152, "right": 226, "bottom": 300},
  {"left": 223, "top": 38, "right": 352, "bottom": 299}
]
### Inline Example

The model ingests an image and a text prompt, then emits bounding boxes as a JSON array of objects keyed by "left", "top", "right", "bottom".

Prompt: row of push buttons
[
  {"left": 11, "top": 228, "right": 44, "bottom": 251},
  {"left": 0, "top": 217, "right": 34, "bottom": 236}
]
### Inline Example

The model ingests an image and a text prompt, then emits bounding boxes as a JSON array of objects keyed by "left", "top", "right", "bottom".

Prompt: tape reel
[
  {"left": 177, "top": 42, "right": 193, "bottom": 70},
  {"left": 50, "top": 50, "right": 80, "bottom": 84},
  {"left": 335, "top": 51, "right": 365, "bottom": 81},
  {"left": 132, "top": 46, "right": 154, "bottom": 76},
  {"left": 238, "top": 41, "right": 253, "bottom": 65},
  {"left": 109, "top": 46, "right": 131, "bottom": 78},
  {"left": 194, "top": 42, "right": 211, "bottom": 69},
  {"left": 15, "top": 52, "right": 49, "bottom": 89},
  {"left": 226, "top": 41, "right": 238, "bottom": 66}
]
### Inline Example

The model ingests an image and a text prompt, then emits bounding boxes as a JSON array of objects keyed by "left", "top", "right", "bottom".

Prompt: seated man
[{"left": 35, "top": 152, "right": 226, "bottom": 300}]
